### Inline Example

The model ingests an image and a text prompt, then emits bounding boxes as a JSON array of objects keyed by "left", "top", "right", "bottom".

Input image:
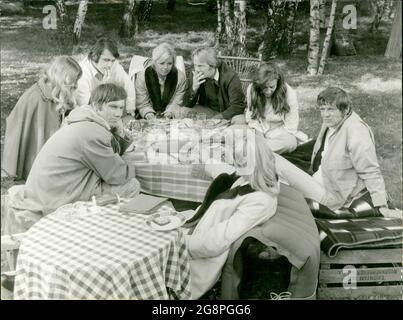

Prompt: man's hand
[
  {"left": 192, "top": 71, "right": 206, "bottom": 92},
  {"left": 113, "top": 119, "right": 125, "bottom": 137}
]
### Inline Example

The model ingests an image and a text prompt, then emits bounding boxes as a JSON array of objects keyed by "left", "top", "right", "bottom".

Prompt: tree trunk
[
  {"left": 307, "top": 0, "right": 320, "bottom": 75},
  {"left": 138, "top": 0, "right": 153, "bottom": 23},
  {"left": 167, "top": 0, "right": 176, "bottom": 11},
  {"left": 319, "top": 0, "right": 326, "bottom": 28},
  {"left": 259, "top": 0, "right": 288, "bottom": 60},
  {"left": 120, "top": 0, "right": 136, "bottom": 38},
  {"left": 215, "top": 0, "right": 223, "bottom": 47},
  {"left": 54, "top": 0, "right": 73, "bottom": 53},
  {"left": 233, "top": 0, "right": 247, "bottom": 55},
  {"left": 385, "top": 0, "right": 402, "bottom": 58},
  {"left": 73, "top": 0, "right": 88, "bottom": 44},
  {"left": 223, "top": 0, "right": 235, "bottom": 51},
  {"left": 369, "top": 0, "right": 387, "bottom": 33},
  {"left": 279, "top": 0, "right": 299, "bottom": 56},
  {"left": 318, "top": 0, "right": 337, "bottom": 75}
]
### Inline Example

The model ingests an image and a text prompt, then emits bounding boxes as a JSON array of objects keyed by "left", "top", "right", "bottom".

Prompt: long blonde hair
[
  {"left": 233, "top": 131, "right": 279, "bottom": 195},
  {"left": 41, "top": 56, "right": 82, "bottom": 113}
]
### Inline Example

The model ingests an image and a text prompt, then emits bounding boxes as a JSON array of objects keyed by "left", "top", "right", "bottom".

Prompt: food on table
[{"left": 153, "top": 216, "right": 171, "bottom": 226}]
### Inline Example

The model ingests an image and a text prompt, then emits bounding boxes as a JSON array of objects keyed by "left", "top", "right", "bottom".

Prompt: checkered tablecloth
[
  {"left": 123, "top": 152, "right": 212, "bottom": 203},
  {"left": 13, "top": 200, "right": 192, "bottom": 300}
]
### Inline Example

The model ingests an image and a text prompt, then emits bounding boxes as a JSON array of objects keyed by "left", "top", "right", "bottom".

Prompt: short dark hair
[
  {"left": 88, "top": 37, "right": 120, "bottom": 63},
  {"left": 90, "top": 83, "right": 127, "bottom": 108},
  {"left": 317, "top": 87, "right": 350, "bottom": 113}
]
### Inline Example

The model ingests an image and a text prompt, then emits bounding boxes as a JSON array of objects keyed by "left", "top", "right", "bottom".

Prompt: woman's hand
[{"left": 379, "top": 207, "right": 402, "bottom": 219}]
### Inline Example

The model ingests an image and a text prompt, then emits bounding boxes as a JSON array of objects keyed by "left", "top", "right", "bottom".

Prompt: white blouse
[
  {"left": 185, "top": 163, "right": 278, "bottom": 299},
  {"left": 245, "top": 83, "right": 299, "bottom": 137}
]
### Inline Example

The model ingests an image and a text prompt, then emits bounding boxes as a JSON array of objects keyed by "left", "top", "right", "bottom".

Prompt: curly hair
[
  {"left": 248, "top": 63, "right": 290, "bottom": 119},
  {"left": 41, "top": 56, "right": 82, "bottom": 113}
]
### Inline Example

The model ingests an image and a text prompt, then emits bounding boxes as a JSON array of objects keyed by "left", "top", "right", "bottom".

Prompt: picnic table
[
  {"left": 123, "top": 118, "right": 234, "bottom": 202},
  {"left": 13, "top": 200, "right": 192, "bottom": 300}
]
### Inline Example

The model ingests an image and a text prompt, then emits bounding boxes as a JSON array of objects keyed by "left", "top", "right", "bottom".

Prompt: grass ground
[{"left": 1, "top": 0, "right": 401, "bottom": 299}]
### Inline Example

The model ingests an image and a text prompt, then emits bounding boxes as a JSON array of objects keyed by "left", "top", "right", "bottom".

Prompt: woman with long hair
[
  {"left": 135, "top": 42, "right": 187, "bottom": 119},
  {"left": 2, "top": 56, "right": 82, "bottom": 180},
  {"left": 185, "top": 133, "right": 279, "bottom": 299},
  {"left": 242, "top": 63, "right": 302, "bottom": 154}
]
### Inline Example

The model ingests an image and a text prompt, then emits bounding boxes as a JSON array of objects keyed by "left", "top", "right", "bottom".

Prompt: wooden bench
[{"left": 318, "top": 247, "right": 403, "bottom": 300}]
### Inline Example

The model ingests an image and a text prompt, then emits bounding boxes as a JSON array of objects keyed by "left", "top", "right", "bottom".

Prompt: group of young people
[{"left": 2, "top": 36, "right": 397, "bottom": 299}]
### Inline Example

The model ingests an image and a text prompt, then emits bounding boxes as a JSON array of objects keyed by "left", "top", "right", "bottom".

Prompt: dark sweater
[{"left": 187, "top": 62, "right": 246, "bottom": 119}]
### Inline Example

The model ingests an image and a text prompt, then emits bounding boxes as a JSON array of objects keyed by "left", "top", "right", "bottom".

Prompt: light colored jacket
[
  {"left": 76, "top": 57, "right": 136, "bottom": 113},
  {"left": 19, "top": 106, "right": 136, "bottom": 216},
  {"left": 135, "top": 68, "right": 187, "bottom": 118},
  {"left": 310, "top": 111, "right": 387, "bottom": 209}
]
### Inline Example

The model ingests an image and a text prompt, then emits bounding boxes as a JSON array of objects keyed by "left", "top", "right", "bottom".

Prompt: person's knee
[{"left": 267, "top": 136, "right": 297, "bottom": 154}]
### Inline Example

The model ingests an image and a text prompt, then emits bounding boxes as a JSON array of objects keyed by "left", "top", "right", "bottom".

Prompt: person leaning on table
[
  {"left": 184, "top": 134, "right": 279, "bottom": 299},
  {"left": 274, "top": 87, "right": 395, "bottom": 219},
  {"left": 135, "top": 43, "right": 187, "bottom": 120},
  {"left": 5, "top": 83, "right": 140, "bottom": 234},
  {"left": 185, "top": 46, "right": 246, "bottom": 120},
  {"left": 75, "top": 36, "right": 136, "bottom": 116}
]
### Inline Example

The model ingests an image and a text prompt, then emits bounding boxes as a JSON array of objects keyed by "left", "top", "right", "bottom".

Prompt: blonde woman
[
  {"left": 2, "top": 56, "right": 82, "bottom": 180},
  {"left": 185, "top": 133, "right": 279, "bottom": 299},
  {"left": 135, "top": 43, "right": 187, "bottom": 119}
]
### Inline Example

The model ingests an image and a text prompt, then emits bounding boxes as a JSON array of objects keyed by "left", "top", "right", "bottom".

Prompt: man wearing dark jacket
[{"left": 186, "top": 47, "right": 246, "bottom": 120}]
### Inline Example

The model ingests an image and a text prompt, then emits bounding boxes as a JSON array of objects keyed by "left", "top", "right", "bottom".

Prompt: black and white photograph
[{"left": 0, "top": 0, "right": 402, "bottom": 304}]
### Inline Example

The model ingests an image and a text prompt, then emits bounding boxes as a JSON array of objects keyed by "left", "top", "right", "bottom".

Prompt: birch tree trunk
[
  {"left": 279, "top": 0, "right": 299, "bottom": 56},
  {"left": 120, "top": 0, "right": 136, "bottom": 38},
  {"left": 307, "top": 0, "right": 320, "bottom": 75},
  {"left": 318, "top": 0, "right": 337, "bottom": 75},
  {"left": 319, "top": 0, "right": 326, "bottom": 28},
  {"left": 259, "top": 0, "right": 288, "bottom": 60},
  {"left": 54, "top": 0, "right": 73, "bottom": 53},
  {"left": 223, "top": 0, "right": 235, "bottom": 53},
  {"left": 73, "top": 0, "right": 88, "bottom": 43},
  {"left": 233, "top": 0, "right": 247, "bottom": 55},
  {"left": 385, "top": 0, "right": 402, "bottom": 58},
  {"left": 215, "top": 0, "right": 223, "bottom": 47}
]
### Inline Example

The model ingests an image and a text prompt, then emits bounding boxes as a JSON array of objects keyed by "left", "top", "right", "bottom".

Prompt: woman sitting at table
[
  {"left": 2, "top": 56, "right": 82, "bottom": 180},
  {"left": 184, "top": 133, "right": 280, "bottom": 299},
  {"left": 232, "top": 63, "right": 305, "bottom": 154},
  {"left": 135, "top": 43, "right": 187, "bottom": 120}
]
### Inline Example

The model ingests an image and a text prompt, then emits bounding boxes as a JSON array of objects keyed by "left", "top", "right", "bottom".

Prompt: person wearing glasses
[
  {"left": 2, "top": 56, "right": 82, "bottom": 180},
  {"left": 75, "top": 37, "right": 136, "bottom": 116}
]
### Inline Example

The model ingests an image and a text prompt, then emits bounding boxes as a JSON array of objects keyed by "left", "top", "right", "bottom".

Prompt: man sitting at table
[
  {"left": 5, "top": 83, "right": 140, "bottom": 233},
  {"left": 76, "top": 37, "right": 136, "bottom": 116},
  {"left": 186, "top": 46, "right": 246, "bottom": 120}
]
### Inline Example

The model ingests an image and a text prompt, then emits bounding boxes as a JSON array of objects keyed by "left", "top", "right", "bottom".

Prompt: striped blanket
[{"left": 316, "top": 217, "right": 403, "bottom": 257}]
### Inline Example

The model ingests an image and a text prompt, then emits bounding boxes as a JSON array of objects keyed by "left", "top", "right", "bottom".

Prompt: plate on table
[{"left": 146, "top": 209, "right": 186, "bottom": 231}]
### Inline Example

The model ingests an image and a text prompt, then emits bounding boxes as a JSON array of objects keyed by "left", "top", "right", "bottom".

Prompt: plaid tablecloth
[
  {"left": 13, "top": 200, "right": 192, "bottom": 300},
  {"left": 123, "top": 152, "right": 212, "bottom": 203}
]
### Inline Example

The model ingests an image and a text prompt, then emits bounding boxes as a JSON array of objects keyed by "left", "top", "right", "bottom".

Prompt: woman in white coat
[{"left": 184, "top": 134, "right": 280, "bottom": 299}]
